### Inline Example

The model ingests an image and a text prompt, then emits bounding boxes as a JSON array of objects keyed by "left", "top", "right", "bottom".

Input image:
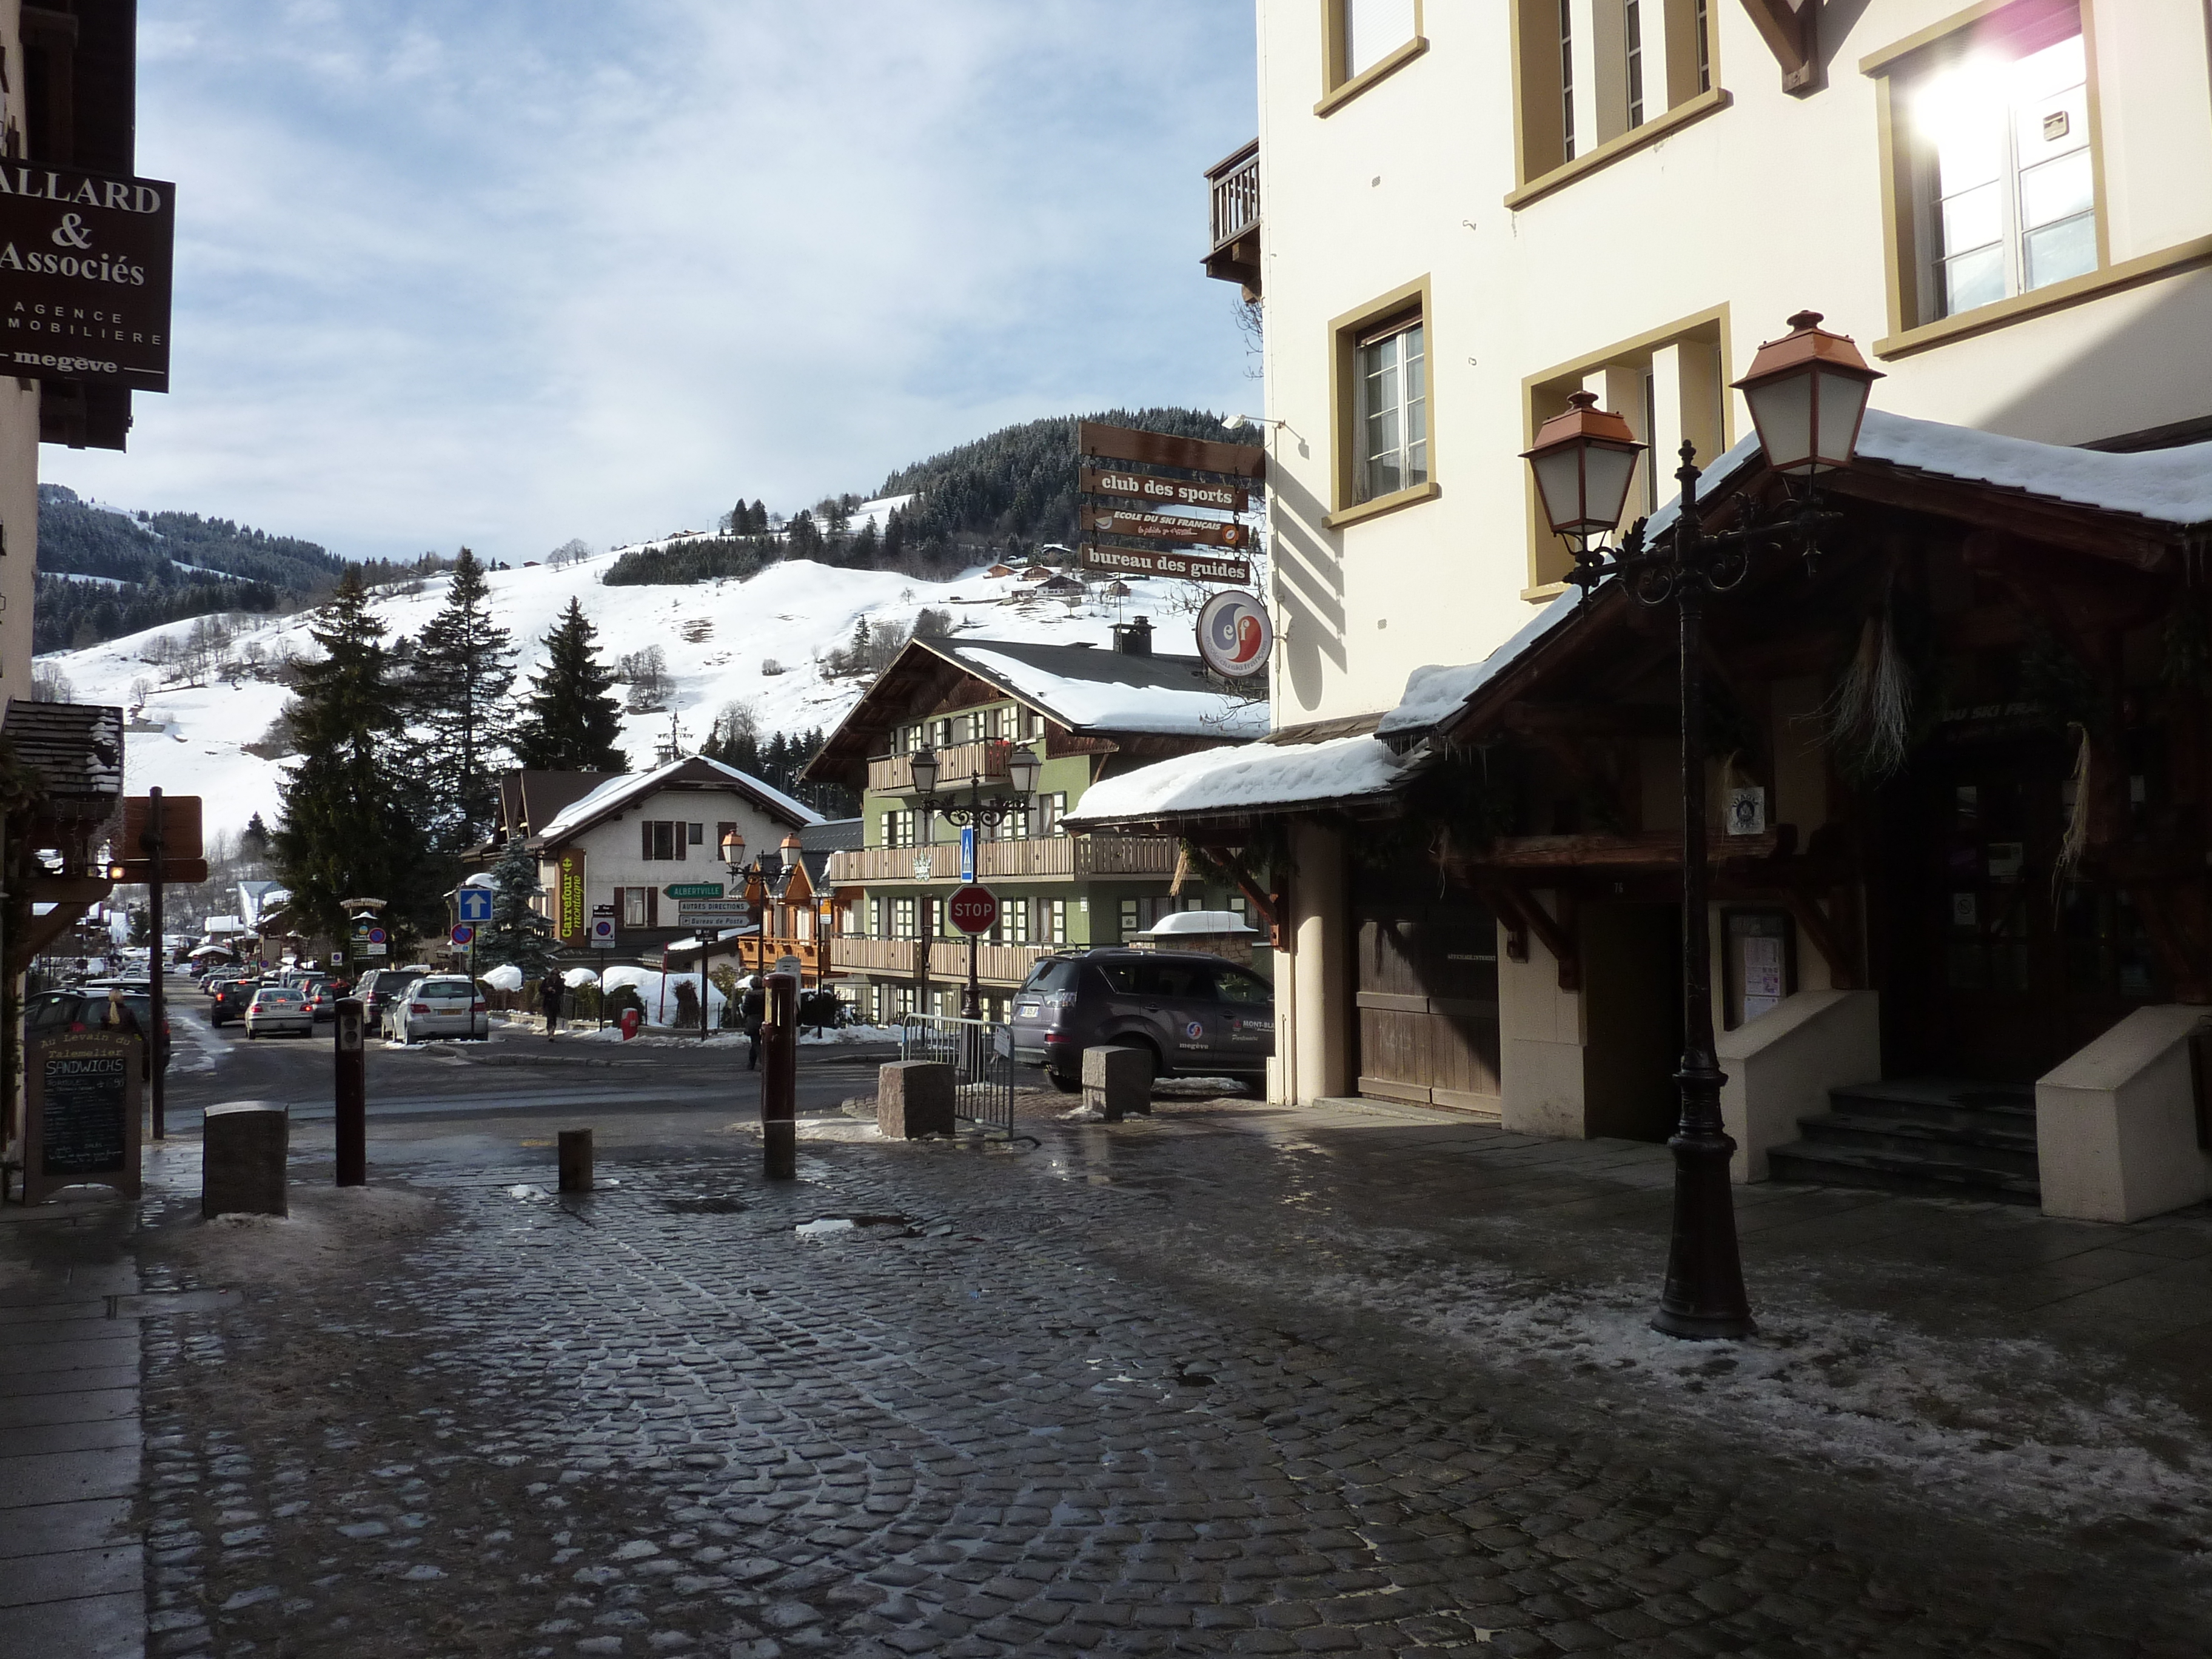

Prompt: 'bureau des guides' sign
[{"left": 0, "top": 164, "right": 175, "bottom": 392}]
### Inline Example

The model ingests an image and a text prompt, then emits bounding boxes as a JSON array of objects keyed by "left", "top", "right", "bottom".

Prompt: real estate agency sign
[
  {"left": 1075, "top": 422, "right": 1262, "bottom": 585},
  {"left": 0, "top": 163, "right": 175, "bottom": 390}
]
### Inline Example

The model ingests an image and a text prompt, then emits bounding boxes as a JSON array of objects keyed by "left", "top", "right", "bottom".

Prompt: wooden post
[
  {"left": 334, "top": 997, "right": 366, "bottom": 1186},
  {"left": 557, "top": 1128, "right": 593, "bottom": 1193}
]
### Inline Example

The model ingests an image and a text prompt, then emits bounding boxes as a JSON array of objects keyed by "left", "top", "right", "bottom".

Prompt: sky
[{"left": 43, "top": 1, "right": 1260, "bottom": 563}]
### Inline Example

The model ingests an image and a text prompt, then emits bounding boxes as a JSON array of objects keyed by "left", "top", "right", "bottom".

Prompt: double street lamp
[
  {"left": 1521, "top": 311, "right": 1882, "bottom": 1339},
  {"left": 908, "top": 742, "right": 1042, "bottom": 1019}
]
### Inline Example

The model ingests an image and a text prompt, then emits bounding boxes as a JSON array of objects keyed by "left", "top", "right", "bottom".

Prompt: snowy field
[{"left": 37, "top": 536, "right": 1245, "bottom": 840}]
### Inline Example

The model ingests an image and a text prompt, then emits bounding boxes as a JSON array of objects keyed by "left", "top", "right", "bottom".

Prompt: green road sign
[{"left": 663, "top": 882, "right": 725, "bottom": 899}]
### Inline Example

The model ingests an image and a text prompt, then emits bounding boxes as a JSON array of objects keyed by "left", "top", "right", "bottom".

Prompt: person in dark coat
[
  {"left": 740, "top": 979, "right": 766, "bottom": 1070},
  {"left": 539, "top": 970, "right": 565, "bottom": 1041}
]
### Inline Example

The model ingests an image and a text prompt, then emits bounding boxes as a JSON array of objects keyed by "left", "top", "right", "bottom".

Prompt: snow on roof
[
  {"left": 1140, "top": 910, "right": 1256, "bottom": 936},
  {"left": 1065, "top": 732, "right": 1405, "bottom": 826},
  {"left": 948, "top": 642, "right": 1270, "bottom": 739},
  {"left": 537, "top": 754, "right": 822, "bottom": 842},
  {"left": 1379, "top": 589, "right": 1586, "bottom": 738},
  {"left": 1855, "top": 407, "right": 2212, "bottom": 525}
]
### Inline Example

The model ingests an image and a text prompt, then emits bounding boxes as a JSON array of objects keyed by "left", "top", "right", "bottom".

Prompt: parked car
[
  {"left": 298, "top": 978, "right": 338, "bottom": 1021},
  {"left": 389, "top": 975, "right": 488, "bottom": 1044},
  {"left": 24, "top": 985, "right": 173, "bottom": 1076},
  {"left": 1009, "top": 948, "right": 1275, "bottom": 1093},
  {"left": 244, "top": 985, "right": 313, "bottom": 1039},
  {"left": 209, "top": 977, "right": 261, "bottom": 1027},
  {"left": 358, "top": 967, "right": 431, "bottom": 1036}
]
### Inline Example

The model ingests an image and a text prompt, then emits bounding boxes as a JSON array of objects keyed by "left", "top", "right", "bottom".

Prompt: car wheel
[{"left": 246, "top": 1029, "right": 256, "bottom": 1040}]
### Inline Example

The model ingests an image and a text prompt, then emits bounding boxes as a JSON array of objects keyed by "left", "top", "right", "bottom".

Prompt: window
[
  {"left": 1321, "top": 0, "right": 1424, "bottom": 109},
  {"left": 640, "top": 820, "right": 687, "bottom": 861},
  {"left": 1218, "top": 968, "right": 1272, "bottom": 1007},
  {"left": 1559, "top": 0, "right": 1577, "bottom": 159},
  {"left": 893, "top": 897, "right": 917, "bottom": 939},
  {"left": 1624, "top": 0, "right": 1644, "bottom": 129},
  {"left": 1036, "top": 792, "right": 1067, "bottom": 837},
  {"left": 868, "top": 897, "right": 884, "bottom": 939},
  {"left": 621, "top": 887, "right": 651, "bottom": 928},
  {"left": 1119, "top": 897, "right": 1141, "bottom": 942},
  {"left": 1041, "top": 899, "right": 1067, "bottom": 945},
  {"left": 1514, "top": 1, "right": 1717, "bottom": 187},
  {"left": 1357, "top": 317, "right": 1427, "bottom": 504},
  {"left": 993, "top": 897, "right": 1030, "bottom": 946},
  {"left": 1907, "top": 20, "right": 2094, "bottom": 321},
  {"left": 1019, "top": 708, "right": 1042, "bottom": 740}
]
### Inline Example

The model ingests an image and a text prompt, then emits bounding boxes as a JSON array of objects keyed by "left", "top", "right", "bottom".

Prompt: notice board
[{"left": 22, "top": 1028, "right": 142, "bottom": 1205}]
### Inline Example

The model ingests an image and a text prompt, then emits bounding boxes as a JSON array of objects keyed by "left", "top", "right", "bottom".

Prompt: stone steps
[{"left": 1765, "top": 1077, "right": 2041, "bottom": 1205}]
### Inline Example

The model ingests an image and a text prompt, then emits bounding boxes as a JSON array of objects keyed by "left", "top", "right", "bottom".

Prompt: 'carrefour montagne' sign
[{"left": 0, "top": 163, "right": 175, "bottom": 392}]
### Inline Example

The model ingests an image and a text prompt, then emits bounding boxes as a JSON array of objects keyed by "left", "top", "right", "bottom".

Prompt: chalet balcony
[
  {"left": 1204, "top": 139, "right": 1260, "bottom": 298},
  {"left": 826, "top": 935, "right": 1053, "bottom": 988},
  {"left": 824, "top": 834, "right": 1179, "bottom": 885},
  {"left": 870, "top": 740, "right": 1010, "bottom": 794}
]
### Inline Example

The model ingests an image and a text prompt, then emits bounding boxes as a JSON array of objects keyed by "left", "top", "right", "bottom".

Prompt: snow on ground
[{"left": 38, "top": 548, "right": 1222, "bottom": 840}]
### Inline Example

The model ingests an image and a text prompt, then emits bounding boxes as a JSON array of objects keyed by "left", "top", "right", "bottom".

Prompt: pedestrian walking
[
  {"left": 741, "top": 978, "right": 766, "bottom": 1070},
  {"left": 539, "top": 970, "right": 565, "bottom": 1041}
]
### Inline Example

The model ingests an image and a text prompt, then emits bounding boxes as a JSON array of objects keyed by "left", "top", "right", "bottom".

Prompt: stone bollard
[
  {"left": 877, "top": 1061, "right": 956, "bottom": 1138},
  {"left": 558, "top": 1128, "right": 594, "bottom": 1193},
  {"left": 1084, "top": 1047, "right": 1151, "bottom": 1123},
  {"left": 201, "top": 1102, "right": 289, "bottom": 1219}
]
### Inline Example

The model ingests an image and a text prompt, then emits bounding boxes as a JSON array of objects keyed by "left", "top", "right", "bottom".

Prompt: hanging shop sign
[
  {"left": 1075, "top": 422, "right": 1265, "bottom": 479},
  {"left": 0, "top": 164, "right": 175, "bottom": 391},
  {"left": 558, "top": 851, "right": 587, "bottom": 943},
  {"left": 1081, "top": 506, "right": 1248, "bottom": 548},
  {"left": 1079, "top": 467, "right": 1248, "bottom": 512},
  {"left": 1196, "top": 589, "right": 1273, "bottom": 679},
  {"left": 1081, "top": 544, "right": 1252, "bottom": 585}
]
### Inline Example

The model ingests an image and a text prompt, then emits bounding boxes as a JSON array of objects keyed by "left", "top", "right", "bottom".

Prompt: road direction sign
[
  {"left": 675, "top": 900, "right": 752, "bottom": 925},
  {"left": 664, "top": 882, "right": 725, "bottom": 899},
  {"left": 450, "top": 925, "right": 474, "bottom": 947},
  {"left": 947, "top": 885, "right": 998, "bottom": 936},
  {"left": 457, "top": 886, "right": 494, "bottom": 923}
]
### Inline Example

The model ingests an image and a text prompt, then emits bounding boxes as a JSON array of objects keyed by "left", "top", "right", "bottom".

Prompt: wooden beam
[
  {"left": 1738, "top": 0, "right": 1822, "bottom": 96},
  {"left": 27, "top": 874, "right": 114, "bottom": 905},
  {"left": 21, "top": 901, "right": 93, "bottom": 958},
  {"left": 1780, "top": 890, "right": 1858, "bottom": 991},
  {"left": 1499, "top": 701, "right": 1676, "bottom": 737},
  {"left": 1487, "top": 884, "right": 1579, "bottom": 991},
  {"left": 1464, "top": 828, "right": 1791, "bottom": 870},
  {"left": 1829, "top": 465, "right": 2179, "bottom": 573}
]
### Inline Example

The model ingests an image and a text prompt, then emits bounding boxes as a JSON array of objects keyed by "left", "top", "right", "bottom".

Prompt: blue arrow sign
[{"left": 457, "top": 886, "right": 494, "bottom": 922}]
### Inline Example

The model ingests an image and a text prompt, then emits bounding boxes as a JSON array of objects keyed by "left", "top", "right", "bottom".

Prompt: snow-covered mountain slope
[{"left": 37, "top": 547, "right": 1242, "bottom": 840}]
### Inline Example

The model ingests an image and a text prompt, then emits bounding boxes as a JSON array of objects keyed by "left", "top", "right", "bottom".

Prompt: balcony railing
[
  {"left": 870, "top": 739, "right": 1011, "bottom": 795},
  {"left": 830, "top": 936, "right": 925, "bottom": 976},
  {"left": 1204, "top": 139, "right": 1261, "bottom": 296},
  {"left": 825, "top": 834, "right": 1179, "bottom": 885},
  {"left": 828, "top": 935, "right": 1053, "bottom": 987}
]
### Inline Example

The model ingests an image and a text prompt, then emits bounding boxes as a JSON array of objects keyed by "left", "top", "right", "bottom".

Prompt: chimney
[{"left": 1112, "top": 616, "right": 1153, "bottom": 657}]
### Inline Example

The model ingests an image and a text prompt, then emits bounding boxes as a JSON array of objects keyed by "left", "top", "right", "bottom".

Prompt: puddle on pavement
[
  {"left": 110, "top": 1288, "right": 240, "bottom": 1318},
  {"left": 795, "top": 1213, "right": 916, "bottom": 1240}
]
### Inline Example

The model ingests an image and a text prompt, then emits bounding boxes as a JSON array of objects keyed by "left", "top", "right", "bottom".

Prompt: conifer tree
[
  {"left": 511, "top": 598, "right": 627, "bottom": 772},
  {"left": 271, "top": 569, "right": 434, "bottom": 941},
  {"left": 407, "top": 547, "right": 515, "bottom": 851},
  {"left": 474, "top": 842, "right": 553, "bottom": 977},
  {"left": 748, "top": 499, "right": 767, "bottom": 534}
]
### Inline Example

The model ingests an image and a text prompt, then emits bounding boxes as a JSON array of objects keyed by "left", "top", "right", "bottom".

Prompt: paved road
[{"left": 158, "top": 981, "right": 899, "bottom": 1133}]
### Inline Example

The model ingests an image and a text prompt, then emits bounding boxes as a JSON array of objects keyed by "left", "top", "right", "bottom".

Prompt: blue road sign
[
  {"left": 457, "top": 886, "right": 494, "bottom": 922},
  {"left": 451, "top": 924, "right": 474, "bottom": 947},
  {"left": 960, "top": 824, "right": 976, "bottom": 884}
]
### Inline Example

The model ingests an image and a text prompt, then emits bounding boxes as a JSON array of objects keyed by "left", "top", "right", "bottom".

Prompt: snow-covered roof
[
  {"left": 1065, "top": 732, "right": 1406, "bottom": 827},
  {"left": 942, "top": 640, "right": 1270, "bottom": 739},
  {"left": 1854, "top": 407, "right": 2212, "bottom": 526},
  {"left": 536, "top": 754, "right": 822, "bottom": 843},
  {"left": 203, "top": 915, "right": 246, "bottom": 934},
  {"left": 1379, "top": 590, "right": 1586, "bottom": 738},
  {"left": 1140, "top": 910, "right": 1256, "bottom": 937}
]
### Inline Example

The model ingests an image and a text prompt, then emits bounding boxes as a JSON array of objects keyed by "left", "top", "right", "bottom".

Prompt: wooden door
[{"left": 1353, "top": 867, "right": 1500, "bottom": 1114}]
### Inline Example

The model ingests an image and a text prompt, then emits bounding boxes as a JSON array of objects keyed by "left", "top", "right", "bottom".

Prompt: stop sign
[{"left": 947, "top": 884, "right": 998, "bottom": 935}]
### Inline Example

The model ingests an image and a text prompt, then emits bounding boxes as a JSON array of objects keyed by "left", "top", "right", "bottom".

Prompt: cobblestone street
[{"left": 65, "top": 1094, "right": 2207, "bottom": 1659}]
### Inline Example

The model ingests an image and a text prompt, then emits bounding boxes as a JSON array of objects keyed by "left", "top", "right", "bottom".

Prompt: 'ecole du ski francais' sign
[{"left": 0, "top": 163, "right": 175, "bottom": 392}]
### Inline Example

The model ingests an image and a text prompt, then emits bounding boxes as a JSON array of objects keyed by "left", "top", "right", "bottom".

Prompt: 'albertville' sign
[{"left": 0, "top": 164, "right": 175, "bottom": 391}]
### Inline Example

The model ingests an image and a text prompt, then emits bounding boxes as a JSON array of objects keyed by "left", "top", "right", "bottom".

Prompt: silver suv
[{"left": 1009, "top": 948, "right": 1274, "bottom": 1093}]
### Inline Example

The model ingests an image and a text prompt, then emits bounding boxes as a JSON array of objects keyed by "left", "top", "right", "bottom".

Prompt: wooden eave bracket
[
  {"left": 1780, "top": 887, "right": 1859, "bottom": 990},
  {"left": 1740, "top": 0, "right": 1823, "bottom": 96},
  {"left": 1487, "top": 885, "right": 1580, "bottom": 991}
]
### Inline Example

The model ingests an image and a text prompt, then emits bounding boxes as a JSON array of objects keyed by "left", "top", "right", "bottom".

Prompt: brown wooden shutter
[
  {"left": 647, "top": 888, "right": 659, "bottom": 927},
  {"left": 642, "top": 821, "right": 652, "bottom": 859},
  {"left": 675, "top": 826, "right": 686, "bottom": 862}
]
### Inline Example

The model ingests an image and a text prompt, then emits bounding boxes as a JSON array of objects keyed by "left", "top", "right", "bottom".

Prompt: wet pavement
[{"left": 8, "top": 1083, "right": 2212, "bottom": 1656}]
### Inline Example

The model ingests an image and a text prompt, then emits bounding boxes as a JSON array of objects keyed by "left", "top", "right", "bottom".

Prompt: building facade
[
  {"left": 802, "top": 625, "right": 1272, "bottom": 1022},
  {"left": 1073, "top": 0, "right": 2212, "bottom": 1221}
]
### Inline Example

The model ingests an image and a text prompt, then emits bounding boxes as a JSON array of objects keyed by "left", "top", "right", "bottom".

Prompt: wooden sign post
[{"left": 21, "top": 1030, "right": 143, "bottom": 1205}]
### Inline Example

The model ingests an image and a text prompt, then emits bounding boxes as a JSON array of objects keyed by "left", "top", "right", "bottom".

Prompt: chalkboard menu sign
[{"left": 22, "top": 1030, "right": 142, "bottom": 1205}]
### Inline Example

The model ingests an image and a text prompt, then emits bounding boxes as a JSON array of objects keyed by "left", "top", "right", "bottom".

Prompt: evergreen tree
[
  {"left": 474, "top": 843, "right": 553, "bottom": 977},
  {"left": 748, "top": 499, "right": 767, "bottom": 534},
  {"left": 786, "top": 509, "right": 822, "bottom": 560},
  {"left": 270, "top": 570, "right": 435, "bottom": 942},
  {"left": 848, "top": 520, "right": 879, "bottom": 568},
  {"left": 241, "top": 813, "right": 269, "bottom": 856},
  {"left": 406, "top": 547, "right": 515, "bottom": 851},
  {"left": 511, "top": 598, "right": 627, "bottom": 772}
]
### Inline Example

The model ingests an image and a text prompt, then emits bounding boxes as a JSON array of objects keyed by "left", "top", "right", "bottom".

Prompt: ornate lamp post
[
  {"left": 1522, "top": 312, "right": 1880, "bottom": 1339},
  {"left": 910, "top": 741, "right": 1042, "bottom": 1018}
]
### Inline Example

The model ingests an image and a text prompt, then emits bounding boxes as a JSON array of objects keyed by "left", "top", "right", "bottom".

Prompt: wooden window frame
[
  {"left": 1509, "top": 0, "right": 1726, "bottom": 201},
  {"left": 1326, "top": 275, "right": 1441, "bottom": 529},
  {"left": 1316, "top": 0, "right": 1429, "bottom": 116}
]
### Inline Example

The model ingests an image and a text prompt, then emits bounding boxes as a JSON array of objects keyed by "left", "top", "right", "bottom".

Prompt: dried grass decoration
[
  {"left": 1818, "top": 591, "right": 1914, "bottom": 782},
  {"left": 2054, "top": 720, "right": 2093, "bottom": 899}
]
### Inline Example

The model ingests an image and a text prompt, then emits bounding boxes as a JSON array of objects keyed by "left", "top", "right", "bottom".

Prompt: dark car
[
  {"left": 209, "top": 977, "right": 260, "bottom": 1027},
  {"left": 357, "top": 966, "right": 431, "bottom": 1037},
  {"left": 27, "top": 985, "right": 173, "bottom": 1076},
  {"left": 1008, "top": 948, "right": 1275, "bottom": 1093}
]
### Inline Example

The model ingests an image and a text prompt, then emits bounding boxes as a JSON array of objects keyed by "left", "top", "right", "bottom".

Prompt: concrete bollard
[
  {"left": 558, "top": 1128, "right": 594, "bottom": 1193},
  {"left": 202, "top": 1102, "right": 289, "bottom": 1219},
  {"left": 877, "top": 1061, "right": 956, "bottom": 1138},
  {"left": 1084, "top": 1047, "right": 1151, "bottom": 1123}
]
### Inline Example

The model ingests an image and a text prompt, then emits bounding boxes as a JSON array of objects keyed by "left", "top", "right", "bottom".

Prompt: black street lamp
[
  {"left": 1522, "top": 311, "right": 1882, "bottom": 1340},
  {"left": 910, "top": 742, "right": 1042, "bottom": 1019}
]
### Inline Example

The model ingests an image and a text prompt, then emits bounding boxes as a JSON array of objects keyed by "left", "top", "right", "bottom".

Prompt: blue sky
[{"left": 44, "top": 1, "right": 1259, "bottom": 563}]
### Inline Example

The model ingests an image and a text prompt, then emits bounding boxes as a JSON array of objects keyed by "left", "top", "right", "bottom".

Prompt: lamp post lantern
[
  {"left": 913, "top": 739, "right": 1042, "bottom": 1020},
  {"left": 1522, "top": 311, "right": 1881, "bottom": 1341}
]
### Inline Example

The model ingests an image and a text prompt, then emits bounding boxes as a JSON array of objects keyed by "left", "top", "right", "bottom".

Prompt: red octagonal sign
[{"left": 947, "top": 884, "right": 998, "bottom": 936}]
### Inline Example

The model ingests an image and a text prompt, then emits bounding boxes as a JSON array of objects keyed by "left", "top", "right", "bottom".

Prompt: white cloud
[{"left": 46, "top": 1, "right": 1258, "bottom": 561}]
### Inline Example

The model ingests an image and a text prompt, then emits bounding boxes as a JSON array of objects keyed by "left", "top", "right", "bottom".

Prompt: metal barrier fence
[{"left": 896, "top": 1014, "right": 1014, "bottom": 1137}]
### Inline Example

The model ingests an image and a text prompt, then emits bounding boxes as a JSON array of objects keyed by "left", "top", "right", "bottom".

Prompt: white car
[
  {"left": 244, "top": 985, "right": 313, "bottom": 1039},
  {"left": 390, "top": 976, "right": 489, "bottom": 1044}
]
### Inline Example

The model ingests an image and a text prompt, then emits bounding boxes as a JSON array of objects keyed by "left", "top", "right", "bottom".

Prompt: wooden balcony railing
[
  {"left": 1205, "top": 139, "right": 1261, "bottom": 296},
  {"left": 828, "top": 935, "right": 1053, "bottom": 987},
  {"left": 825, "top": 834, "right": 1179, "bottom": 885},
  {"left": 830, "top": 936, "right": 925, "bottom": 976},
  {"left": 869, "top": 739, "right": 1011, "bottom": 794}
]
